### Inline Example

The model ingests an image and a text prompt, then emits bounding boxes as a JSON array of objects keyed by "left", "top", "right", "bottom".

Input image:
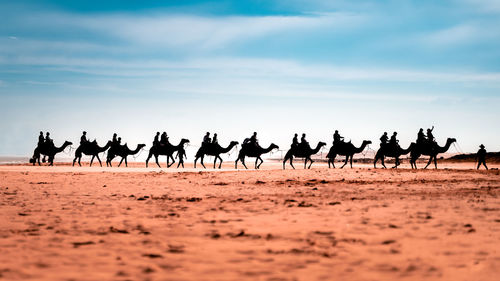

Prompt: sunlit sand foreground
[{"left": 0, "top": 163, "right": 499, "bottom": 280}]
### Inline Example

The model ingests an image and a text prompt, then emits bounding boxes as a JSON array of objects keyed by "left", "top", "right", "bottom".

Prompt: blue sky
[{"left": 1, "top": 0, "right": 499, "bottom": 157}]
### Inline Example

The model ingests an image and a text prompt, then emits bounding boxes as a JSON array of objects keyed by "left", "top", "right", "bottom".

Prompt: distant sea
[{"left": 0, "top": 156, "right": 74, "bottom": 164}]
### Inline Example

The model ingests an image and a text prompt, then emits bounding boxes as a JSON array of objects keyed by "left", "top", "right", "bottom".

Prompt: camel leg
[
  {"left": 95, "top": 155, "right": 102, "bottom": 167},
  {"left": 235, "top": 158, "right": 239, "bottom": 169},
  {"left": 125, "top": 157, "right": 128, "bottom": 167},
  {"left": 304, "top": 158, "right": 307, "bottom": 169},
  {"left": 308, "top": 158, "right": 314, "bottom": 169},
  {"left": 118, "top": 157, "right": 124, "bottom": 167},
  {"left": 218, "top": 156, "right": 223, "bottom": 169},
  {"left": 434, "top": 156, "right": 438, "bottom": 169},
  {"left": 290, "top": 157, "right": 295, "bottom": 170},
  {"left": 200, "top": 156, "right": 206, "bottom": 169},
  {"left": 72, "top": 157, "right": 77, "bottom": 166},
  {"left": 257, "top": 157, "right": 264, "bottom": 169},
  {"left": 424, "top": 156, "right": 433, "bottom": 169},
  {"left": 255, "top": 157, "right": 259, "bottom": 169},
  {"left": 194, "top": 157, "right": 198, "bottom": 169},
  {"left": 242, "top": 157, "right": 248, "bottom": 169},
  {"left": 154, "top": 155, "right": 160, "bottom": 168},
  {"left": 90, "top": 155, "right": 95, "bottom": 167},
  {"left": 214, "top": 156, "right": 218, "bottom": 169},
  {"left": 340, "top": 156, "right": 348, "bottom": 169},
  {"left": 168, "top": 155, "right": 176, "bottom": 168}
]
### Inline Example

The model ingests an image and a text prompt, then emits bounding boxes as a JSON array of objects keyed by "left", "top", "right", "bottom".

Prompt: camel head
[
  {"left": 363, "top": 140, "right": 372, "bottom": 145},
  {"left": 270, "top": 143, "right": 279, "bottom": 150},
  {"left": 180, "top": 138, "right": 190, "bottom": 145},
  {"left": 229, "top": 141, "right": 239, "bottom": 146},
  {"left": 318, "top": 142, "right": 327, "bottom": 148},
  {"left": 447, "top": 138, "right": 457, "bottom": 144},
  {"left": 63, "top": 141, "right": 73, "bottom": 146},
  {"left": 138, "top": 144, "right": 146, "bottom": 149}
]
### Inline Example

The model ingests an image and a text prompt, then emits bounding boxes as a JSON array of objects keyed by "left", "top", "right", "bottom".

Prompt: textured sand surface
[{"left": 0, "top": 163, "right": 499, "bottom": 280}]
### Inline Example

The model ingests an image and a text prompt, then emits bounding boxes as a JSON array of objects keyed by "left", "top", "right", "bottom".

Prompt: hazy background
[{"left": 1, "top": 0, "right": 499, "bottom": 159}]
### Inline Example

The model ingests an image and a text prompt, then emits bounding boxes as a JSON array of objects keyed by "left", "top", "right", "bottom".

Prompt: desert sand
[{"left": 0, "top": 162, "right": 499, "bottom": 281}]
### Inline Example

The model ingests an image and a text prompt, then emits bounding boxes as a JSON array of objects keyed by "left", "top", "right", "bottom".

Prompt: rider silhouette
[
  {"left": 333, "top": 130, "right": 344, "bottom": 146},
  {"left": 160, "top": 132, "right": 168, "bottom": 145},
  {"left": 389, "top": 132, "right": 399, "bottom": 148},
  {"left": 203, "top": 132, "right": 211, "bottom": 145},
  {"left": 417, "top": 128, "right": 426, "bottom": 144},
  {"left": 212, "top": 133, "right": 218, "bottom": 144},
  {"left": 291, "top": 133, "right": 299, "bottom": 148},
  {"left": 380, "top": 132, "right": 388, "bottom": 147},
  {"left": 80, "top": 131, "right": 87, "bottom": 145},
  {"left": 301, "top": 133, "right": 309, "bottom": 149},
  {"left": 477, "top": 144, "right": 488, "bottom": 170},
  {"left": 45, "top": 132, "right": 52, "bottom": 145},
  {"left": 117, "top": 137, "right": 122, "bottom": 145},
  {"left": 250, "top": 132, "right": 257, "bottom": 145},
  {"left": 153, "top": 132, "right": 160, "bottom": 146},
  {"left": 112, "top": 133, "right": 118, "bottom": 144},
  {"left": 38, "top": 131, "right": 44, "bottom": 146},
  {"left": 427, "top": 126, "right": 435, "bottom": 143}
]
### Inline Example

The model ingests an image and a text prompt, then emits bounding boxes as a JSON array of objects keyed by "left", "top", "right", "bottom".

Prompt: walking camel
[
  {"left": 235, "top": 143, "right": 279, "bottom": 169},
  {"left": 194, "top": 141, "right": 239, "bottom": 169},
  {"left": 72, "top": 140, "right": 112, "bottom": 167},
  {"left": 106, "top": 143, "right": 146, "bottom": 167},
  {"left": 30, "top": 141, "right": 73, "bottom": 166},
  {"left": 410, "top": 138, "right": 456, "bottom": 169},
  {"left": 373, "top": 142, "right": 415, "bottom": 169},
  {"left": 327, "top": 140, "right": 372, "bottom": 168},
  {"left": 145, "top": 139, "right": 190, "bottom": 168},
  {"left": 283, "top": 142, "right": 326, "bottom": 169}
]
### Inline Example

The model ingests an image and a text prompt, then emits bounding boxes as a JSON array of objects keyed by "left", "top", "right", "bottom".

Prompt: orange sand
[{"left": 0, "top": 162, "right": 499, "bottom": 280}]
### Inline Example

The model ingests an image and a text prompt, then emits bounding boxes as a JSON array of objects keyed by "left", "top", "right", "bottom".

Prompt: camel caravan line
[{"left": 30, "top": 128, "right": 460, "bottom": 170}]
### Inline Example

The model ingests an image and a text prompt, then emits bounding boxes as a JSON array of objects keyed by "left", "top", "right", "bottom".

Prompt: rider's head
[
  {"left": 384, "top": 132, "right": 387, "bottom": 135},
  {"left": 302, "top": 133, "right": 306, "bottom": 137},
  {"left": 46, "top": 132, "right": 50, "bottom": 136},
  {"left": 335, "top": 130, "right": 338, "bottom": 133},
  {"left": 393, "top": 132, "right": 397, "bottom": 135},
  {"left": 206, "top": 132, "right": 209, "bottom": 135},
  {"left": 419, "top": 128, "right": 423, "bottom": 132},
  {"left": 253, "top": 132, "right": 257, "bottom": 136},
  {"left": 118, "top": 137, "right": 121, "bottom": 141},
  {"left": 39, "top": 131, "right": 43, "bottom": 135},
  {"left": 294, "top": 133, "right": 298, "bottom": 137},
  {"left": 156, "top": 132, "right": 159, "bottom": 135},
  {"left": 83, "top": 131, "right": 86, "bottom": 135},
  {"left": 113, "top": 133, "right": 117, "bottom": 137},
  {"left": 480, "top": 144, "right": 485, "bottom": 149}
]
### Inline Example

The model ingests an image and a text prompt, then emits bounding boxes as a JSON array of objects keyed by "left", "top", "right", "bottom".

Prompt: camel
[
  {"left": 373, "top": 142, "right": 415, "bottom": 169},
  {"left": 235, "top": 143, "right": 279, "bottom": 169},
  {"left": 194, "top": 141, "right": 239, "bottom": 169},
  {"left": 72, "top": 140, "right": 112, "bottom": 167},
  {"left": 283, "top": 142, "right": 326, "bottom": 169},
  {"left": 327, "top": 140, "right": 372, "bottom": 169},
  {"left": 145, "top": 139, "right": 190, "bottom": 168},
  {"left": 106, "top": 143, "right": 146, "bottom": 167},
  {"left": 410, "top": 138, "right": 456, "bottom": 169},
  {"left": 30, "top": 141, "right": 73, "bottom": 166}
]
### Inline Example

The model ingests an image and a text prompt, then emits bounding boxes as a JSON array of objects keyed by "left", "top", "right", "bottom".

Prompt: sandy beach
[{"left": 0, "top": 162, "right": 498, "bottom": 281}]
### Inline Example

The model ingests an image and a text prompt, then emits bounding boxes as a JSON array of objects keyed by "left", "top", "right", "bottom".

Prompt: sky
[{"left": 1, "top": 0, "right": 499, "bottom": 158}]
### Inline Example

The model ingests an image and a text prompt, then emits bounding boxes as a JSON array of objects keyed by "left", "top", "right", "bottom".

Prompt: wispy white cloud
[{"left": 417, "top": 22, "right": 500, "bottom": 48}]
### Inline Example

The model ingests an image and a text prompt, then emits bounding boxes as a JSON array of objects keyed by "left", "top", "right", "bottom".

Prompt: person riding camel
[
  {"left": 380, "top": 132, "right": 388, "bottom": 147},
  {"left": 117, "top": 137, "right": 122, "bottom": 145},
  {"left": 38, "top": 131, "right": 44, "bottom": 147},
  {"left": 291, "top": 133, "right": 299, "bottom": 148},
  {"left": 300, "top": 133, "right": 310, "bottom": 150},
  {"left": 80, "top": 131, "right": 88, "bottom": 145},
  {"left": 203, "top": 132, "right": 211, "bottom": 145},
  {"left": 427, "top": 126, "right": 435, "bottom": 144},
  {"left": 333, "top": 130, "right": 344, "bottom": 146},
  {"left": 112, "top": 133, "right": 118, "bottom": 144},
  {"left": 212, "top": 133, "right": 218, "bottom": 145},
  {"left": 389, "top": 132, "right": 399, "bottom": 148},
  {"left": 417, "top": 128, "right": 426, "bottom": 144},
  {"left": 160, "top": 132, "right": 169, "bottom": 145},
  {"left": 45, "top": 132, "right": 53, "bottom": 146},
  {"left": 477, "top": 144, "right": 488, "bottom": 170},
  {"left": 153, "top": 132, "right": 160, "bottom": 146}
]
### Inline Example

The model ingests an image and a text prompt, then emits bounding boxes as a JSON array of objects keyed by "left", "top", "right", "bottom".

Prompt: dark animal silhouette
[
  {"left": 72, "top": 140, "right": 112, "bottom": 167},
  {"left": 106, "top": 143, "right": 146, "bottom": 167},
  {"left": 235, "top": 143, "right": 279, "bottom": 169},
  {"left": 410, "top": 138, "right": 456, "bottom": 169},
  {"left": 327, "top": 140, "right": 372, "bottom": 168},
  {"left": 194, "top": 141, "right": 239, "bottom": 169},
  {"left": 30, "top": 141, "right": 73, "bottom": 166},
  {"left": 373, "top": 142, "right": 415, "bottom": 168},
  {"left": 145, "top": 139, "right": 190, "bottom": 168},
  {"left": 283, "top": 142, "right": 326, "bottom": 169}
]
